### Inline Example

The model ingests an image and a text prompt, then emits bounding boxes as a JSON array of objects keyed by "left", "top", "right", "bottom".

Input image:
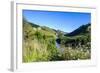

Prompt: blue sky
[{"left": 23, "top": 10, "right": 91, "bottom": 32}]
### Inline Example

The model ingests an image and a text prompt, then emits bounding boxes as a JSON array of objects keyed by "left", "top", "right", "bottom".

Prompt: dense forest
[{"left": 23, "top": 18, "right": 91, "bottom": 62}]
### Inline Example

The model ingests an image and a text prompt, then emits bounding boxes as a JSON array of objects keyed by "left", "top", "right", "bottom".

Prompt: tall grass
[
  {"left": 61, "top": 46, "right": 90, "bottom": 60},
  {"left": 23, "top": 26, "right": 59, "bottom": 62}
]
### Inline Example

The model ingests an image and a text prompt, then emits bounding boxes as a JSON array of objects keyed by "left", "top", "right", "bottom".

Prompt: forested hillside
[{"left": 56, "top": 23, "right": 91, "bottom": 60}]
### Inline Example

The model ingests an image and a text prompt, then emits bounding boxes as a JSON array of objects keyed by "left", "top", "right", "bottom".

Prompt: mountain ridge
[{"left": 65, "top": 23, "right": 91, "bottom": 36}]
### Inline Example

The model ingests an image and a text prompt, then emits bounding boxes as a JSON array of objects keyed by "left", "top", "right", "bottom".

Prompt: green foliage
[
  {"left": 23, "top": 17, "right": 91, "bottom": 62},
  {"left": 57, "top": 31, "right": 63, "bottom": 39},
  {"left": 34, "top": 31, "right": 43, "bottom": 40},
  {"left": 62, "top": 48, "right": 90, "bottom": 60},
  {"left": 23, "top": 18, "right": 60, "bottom": 62},
  {"left": 56, "top": 23, "right": 91, "bottom": 60}
]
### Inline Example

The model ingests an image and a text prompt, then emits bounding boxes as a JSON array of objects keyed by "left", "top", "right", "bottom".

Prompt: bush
[{"left": 62, "top": 48, "right": 90, "bottom": 60}]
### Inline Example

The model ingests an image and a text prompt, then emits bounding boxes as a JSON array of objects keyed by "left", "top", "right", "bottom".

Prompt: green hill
[
  {"left": 23, "top": 19, "right": 61, "bottom": 62},
  {"left": 23, "top": 18, "right": 91, "bottom": 62},
  {"left": 65, "top": 23, "right": 91, "bottom": 36},
  {"left": 57, "top": 23, "right": 91, "bottom": 50}
]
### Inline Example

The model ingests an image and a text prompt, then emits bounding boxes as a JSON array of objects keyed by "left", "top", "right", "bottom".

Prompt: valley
[{"left": 23, "top": 18, "right": 91, "bottom": 62}]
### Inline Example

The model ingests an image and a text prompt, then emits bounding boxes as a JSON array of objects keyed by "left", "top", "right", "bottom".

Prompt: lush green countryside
[{"left": 23, "top": 18, "right": 91, "bottom": 62}]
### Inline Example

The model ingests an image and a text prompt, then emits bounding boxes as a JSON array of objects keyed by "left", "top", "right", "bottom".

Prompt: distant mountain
[
  {"left": 23, "top": 18, "right": 40, "bottom": 28},
  {"left": 28, "top": 22, "right": 40, "bottom": 28},
  {"left": 65, "top": 23, "right": 91, "bottom": 36},
  {"left": 24, "top": 18, "right": 91, "bottom": 38},
  {"left": 56, "top": 29, "right": 68, "bottom": 34}
]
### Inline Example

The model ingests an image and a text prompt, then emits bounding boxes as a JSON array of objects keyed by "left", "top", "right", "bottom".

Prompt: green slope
[{"left": 23, "top": 18, "right": 91, "bottom": 62}]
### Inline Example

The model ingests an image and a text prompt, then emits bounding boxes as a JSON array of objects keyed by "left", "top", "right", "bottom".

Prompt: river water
[{"left": 56, "top": 42, "right": 65, "bottom": 53}]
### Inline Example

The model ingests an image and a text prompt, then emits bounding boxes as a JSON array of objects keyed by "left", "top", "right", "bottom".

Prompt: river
[{"left": 56, "top": 41, "right": 65, "bottom": 53}]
